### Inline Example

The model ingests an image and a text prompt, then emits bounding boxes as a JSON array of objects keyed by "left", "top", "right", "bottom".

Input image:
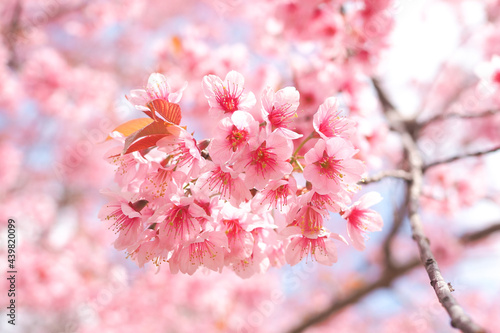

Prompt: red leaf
[
  {"left": 123, "top": 134, "right": 170, "bottom": 155},
  {"left": 147, "top": 99, "right": 182, "bottom": 125},
  {"left": 142, "top": 110, "right": 155, "bottom": 120},
  {"left": 106, "top": 118, "right": 154, "bottom": 141},
  {"left": 122, "top": 120, "right": 182, "bottom": 154}
]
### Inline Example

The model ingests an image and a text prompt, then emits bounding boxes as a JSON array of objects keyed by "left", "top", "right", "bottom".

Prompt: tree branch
[
  {"left": 288, "top": 80, "right": 490, "bottom": 333},
  {"left": 424, "top": 145, "right": 500, "bottom": 171},
  {"left": 360, "top": 169, "right": 412, "bottom": 185},
  {"left": 460, "top": 222, "right": 500, "bottom": 244},
  {"left": 3, "top": 0, "right": 22, "bottom": 69},
  {"left": 372, "top": 78, "right": 397, "bottom": 111},
  {"left": 374, "top": 79, "right": 487, "bottom": 333},
  {"left": 287, "top": 258, "right": 421, "bottom": 333},
  {"left": 286, "top": 218, "right": 497, "bottom": 333},
  {"left": 418, "top": 109, "right": 500, "bottom": 130},
  {"left": 382, "top": 184, "right": 409, "bottom": 269}
]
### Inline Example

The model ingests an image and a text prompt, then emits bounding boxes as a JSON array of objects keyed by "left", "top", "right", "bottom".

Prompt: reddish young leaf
[
  {"left": 123, "top": 121, "right": 182, "bottom": 154},
  {"left": 106, "top": 118, "right": 154, "bottom": 141},
  {"left": 147, "top": 99, "right": 182, "bottom": 125},
  {"left": 123, "top": 134, "right": 170, "bottom": 155},
  {"left": 142, "top": 110, "right": 156, "bottom": 120}
]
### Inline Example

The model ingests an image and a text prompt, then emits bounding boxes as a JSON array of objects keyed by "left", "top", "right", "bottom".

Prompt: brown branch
[
  {"left": 418, "top": 109, "right": 500, "bottom": 130},
  {"left": 360, "top": 169, "right": 412, "bottom": 185},
  {"left": 287, "top": 258, "right": 421, "bottom": 333},
  {"left": 3, "top": 0, "right": 22, "bottom": 69},
  {"left": 460, "top": 223, "right": 500, "bottom": 244},
  {"left": 375, "top": 79, "right": 487, "bottom": 333},
  {"left": 288, "top": 80, "right": 490, "bottom": 333},
  {"left": 424, "top": 145, "right": 500, "bottom": 171},
  {"left": 382, "top": 184, "right": 409, "bottom": 269},
  {"left": 286, "top": 219, "right": 497, "bottom": 333},
  {"left": 372, "top": 78, "right": 396, "bottom": 112},
  {"left": 2, "top": 1, "right": 90, "bottom": 71}
]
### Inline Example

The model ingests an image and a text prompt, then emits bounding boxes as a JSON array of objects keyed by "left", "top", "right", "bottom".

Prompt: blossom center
[
  {"left": 162, "top": 205, "right": 196, "bottom": 242},
  {"left": 268, "top": 104, "right": 293, "bottom": 129},
  {"left": 215, "top": 85, "right": 242, "bottom": 113},
  {"left": 226, "top": 126, "right": 248, "bottom": 151},
  {"left": 264, "top": 183, "right": 290, "bottom": 209},
  {"left": 315, "top": 151, "right": 342, "bottom": 180},
  {"left": 188, "top": 241, "right": 216, "bottom": 262},
  {"left": 249, "top": 142, "right": 278, "bottom": 177},
  {"left": 223, "top": 219, "right": 243, "bottom": 236},
  {"left": 207, "top": 166, "right": 233, "bottom": 197},
  {"left": 106, "top": 207, "right": 137, "bottom": 234}
]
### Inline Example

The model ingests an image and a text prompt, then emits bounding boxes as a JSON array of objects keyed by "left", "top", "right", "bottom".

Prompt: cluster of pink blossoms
[{"left": 99, "top": 71, "right": 383, "bottom": 277}]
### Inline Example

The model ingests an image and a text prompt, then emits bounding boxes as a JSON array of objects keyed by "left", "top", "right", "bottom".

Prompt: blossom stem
[
  {"left": 294, "top": 159, "right": 304, "bottom": 172},
  {"left": 292, "top": 132, "right": 315, "bottom": 159}
]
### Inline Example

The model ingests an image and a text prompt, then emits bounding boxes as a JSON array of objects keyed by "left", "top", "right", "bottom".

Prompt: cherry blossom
[
  {"left": 208, "top": 110, "right": 259, "bottom": 164},
  {"left": 14, "top": 1, "right": 500, "bottom": 331},
  {"left": 196, "top": 163, "right": 251, "bottom": 205},
  {"left": 341, "top": 192, "right": 383, "bottom": 251},
  {"left": 303, "top": 137, "right": 365, "bottom": 195},
  {"left": 127, "top": 73, "right": 187, "bottom": 110},
  {"left": 285, "top": 234, "right": 338, "bottom": 266},
  {"left": 202, "top": 70, "right": 256, "bottom": 117},
  {"left": 98, "top": 192, "right": 149, "bottom": 250},
  {"left": 234, "top": 131, "right": 294, "bottom": 190},
  {"left": 169, "top": 231, "right": 228, "bottom": 275},
  {"left": 313, "top": 97, "right": 356, "bottom": 140},
  {"left": 261, "top": 86, "right": 302, "bottom": 139}
]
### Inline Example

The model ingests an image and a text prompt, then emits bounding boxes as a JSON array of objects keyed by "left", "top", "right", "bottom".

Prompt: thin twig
[
  {"left": 460, "top": 223, "right": 500, "bottom": 244},
  {"left": 419, "top": 109, "right": 500, "bottom": 130},
  {"left": 382, "top": 184, "right": 409, "bottom": 269},
  {"left": 372, "top": 78, "right": 396, "bottom": 111},
  {"left": 359, "top": 169, "right": 412, "bottom": 185},
  {"left": 424, "top": 145, "right": 500, "bottom": 171}
]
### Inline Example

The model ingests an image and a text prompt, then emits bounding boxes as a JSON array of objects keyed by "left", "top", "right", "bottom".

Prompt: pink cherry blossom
[
  {"left": 303, "top": 137, "right": 364, "bottom": 195},
  {"left": 234, "top": 132, "right": 294, "bottom": 190},
  {"left": 127, "top": 229, "right": 163, "bottom": 267},
  {"left": 261, "top": 86, "right": 302, "bottom": 139},
  {"left": 196, "top": 163, "right": 251, "bottom": 205},
  {"left": 285, "top": 234, "right": 338, "bottom": 266},
  {"left": 208, "top": 110, "right": 259, "bottom": 164},
  {"left": 169, "top": 231, "right": 228, "bottom": 275},
  {"left": 98, "top": 193, "right": 149, "bottom": 251},
  {"left": 14, "top": 1, "right": 500, "bottom": 332},
  {"left": 157, "top": 129, "right": 206, "bottom": 178},
  {"left": 303, "top": 189, "right": 345, "bottom": 213},
  {"left": 127, "top": 73, "right": 187, "bottom": 109},
  {"left": 313, "top": 97, "right": 356, "bottom": 140},
  {"left": 253, "top": 177, "right": 298, "bottom": 210},
  {"left": 217, "top": 204, "right": 255, "bottom": 264},
  {"left": 105, "top": 146, "right": 150, "bottom": 189},
  {"left": 341, "top": 192, "right": 383, "bottom": 251},
  {"left": 286, "top": 203, "right": 327, "bottom": 239},
  {"left": 202, "top": 70, "right": 256, "bottom": 117},
  {"left": 231, "top": 228, "right": 272, "bottom": 278},
  {"left": 139, "top": 162, "right": 186, "bottom": 200},
  {"left": 156, "top": 196, "right": 206, "bottom": 250}
]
